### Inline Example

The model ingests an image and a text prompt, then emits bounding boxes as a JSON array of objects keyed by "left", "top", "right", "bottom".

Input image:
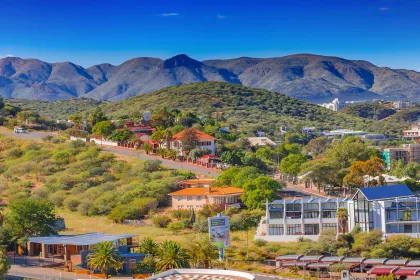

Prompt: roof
[
  {"left": 169, "top": 187, "right": 243, "bottom": 196},
  {"left": 363, "top": 258, "right": 387, "bottom": 265},
  {"left": 368, "top": 266, "right": 398, "bottom": 275},
  {"left": 172, "top": 128, "right": 215, "bottom": 141},
  {"left": 198, "top": 155, "right": 220, "bottom": 160},
  {"left": 28, "top": 233, "right": 136, "bottom": 246},
  {"left": 300, "top": 255, "right": 323, "bottom": 262},
  {"left": 180, "top": 179, "right": 216, "bottom": 185},
  {"left": 276, "top": 255, "right": 303, "bottom": 261},
  {"left": 355, "top": 184, "right": 414, "bottom": 201},
  {"left": 307, "top": 263, "right": 330, "bottom": 268},
  {"left": 320, "top": 256, "right": 345, "bottom": 263},
  {"left": 342, "top": 257, "right": 366, "bottom": 263},
  {"left": 385, "top": 259, "right": 408, "bottom": 266},
  {"left": 281, "top": 262, "right": 307, "bottom": 267},
  {"left": 269, "top": 197, "right": 351, "bottom": 205},
  {"left": 248, "top": 137, "right": 276, "bottom": 146},
  {"left": 407, "top": 260, "right": 420, "bottom": 267},
  {"left": 393, "top": 267, "right": 420, "bottom": 276}
]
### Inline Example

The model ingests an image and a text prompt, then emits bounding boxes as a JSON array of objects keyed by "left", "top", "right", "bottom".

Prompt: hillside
[
  {"left": 2, "top": 54, "right": 420, "bottom": 102},
  {"left": 98, "top": 82, "right": 408, "bottom": 136}
]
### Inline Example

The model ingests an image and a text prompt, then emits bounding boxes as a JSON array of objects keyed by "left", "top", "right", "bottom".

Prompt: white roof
[{"left": 248, "top": 137, "right": 276, "bottom": 146}]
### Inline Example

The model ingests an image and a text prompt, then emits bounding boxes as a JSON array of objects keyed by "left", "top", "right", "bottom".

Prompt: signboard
[{"left": 208, "top": 215, "right": 230, "bottom": 249}]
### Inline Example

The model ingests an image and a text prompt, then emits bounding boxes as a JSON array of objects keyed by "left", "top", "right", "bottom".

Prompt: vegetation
[
  {"left": 87, "top": 241, "right": 124, "bottom": 278},
  {"left": 341, "top": 103, "right": 396, "bottom": 120}
]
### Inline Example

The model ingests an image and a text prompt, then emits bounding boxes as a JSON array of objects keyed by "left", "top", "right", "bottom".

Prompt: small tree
[
  {"left": 155, "top": 240, "right": 190, "bottom": 271},
  {"left": 92, "top": 121, "right": 116, "bottom": 146},
  {"left": 138, "top": 237, "right": 158, "bottom": 256},
  {"left": 0, "top": 251, "right": 10, "bottom": 278},
  {"left": 87, "top": 241, "right": 124, "bottom": 279},
  {"left": 337, "top": 208, "right": 348, "bottom": 234},
  {"left": 142, "top": 143, "right": 153, "bottom": 155},
  {"left": 180, "top": 128, "right": 198, "bottom": 156}
]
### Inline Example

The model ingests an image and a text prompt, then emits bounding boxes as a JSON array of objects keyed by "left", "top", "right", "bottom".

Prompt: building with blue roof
[{"left": 256, "top": 184, "right": 420, "bottom": 242}]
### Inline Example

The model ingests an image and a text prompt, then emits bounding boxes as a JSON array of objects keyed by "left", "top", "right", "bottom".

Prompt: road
[
  {"left": 0, "top": 131, "right": 220, "bottom": 177},
  {"left": 7, "top": 264, "right": 100, "bottom": 280}
]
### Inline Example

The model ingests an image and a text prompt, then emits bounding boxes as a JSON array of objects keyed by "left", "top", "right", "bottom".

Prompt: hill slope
[
  {"left": 99, "top": 82, "right": 407, "bottom": 136},
  {"left": 1, "top": 54, "right": 420, "bottom": 102}
]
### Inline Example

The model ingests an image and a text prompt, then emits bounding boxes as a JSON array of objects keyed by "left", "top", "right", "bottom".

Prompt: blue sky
[{"left": 1, "top": 0, "right": 420, "bottom": 70}]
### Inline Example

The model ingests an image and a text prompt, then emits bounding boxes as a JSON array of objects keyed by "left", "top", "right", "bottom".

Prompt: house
[
  {"left": 383, "top": 144, "right": 420, "bottom": 169},
  {"left": 393, "top": 101, "right": 412, "bottom": 110},
  {"left": 361, "top": 134, "right": 387, "bottom": 142},
  {"left": 219, "top": 126, "right": 230, "bottom": 132},
  {"left": 363, "top": 174, "right": 410, "bottom": 186},
  {"left": 319, "top": 98, "right": 346, "bottom": 111},
  {"left": 280, "top": 125, "right": 292, "bottom": 135},
  {"left": 248, "top": 137, "right": 276, "bottom": 147},
  {"left": 177, "top": 178, "right": 216, "bottom": 188},
  {"left": 27, "top": 233, "right": 143, "bottom": 274},
  {"left": 256, "top": 131, "right": 266, "bottom": 137},
  {"left": 402, "top": 127, "right": 420, "bottom": 140},
  {"left": 169, "top": 186, "right": 243, "bottom": 210},
  {"left": 302, "top": 127, "right": 316, "bottom": 134},
  {"left": 196, "top": 155, "right": 220, "bottom": 167},
  {"left": 125, "top": 123, "right": 156, "bottom": 137},
  {"left": 256, "top": 184, "right": 420, "bottom": 242},
  {"left": 323, "top": 129, "right": 367, "bottom": 138},
  {"left": 171, "top": 128, "right": 217, "bottom": 155}
]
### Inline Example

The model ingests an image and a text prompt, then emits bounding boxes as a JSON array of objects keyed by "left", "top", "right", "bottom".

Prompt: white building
[
  {"left": 393, "top": 101, "right": 412, "bottom": 110},
  {"left": 302, "top": 127, "right": 316, "bottom": 134},
  {"left": 171, "top": 128, "right": 217, "bottom": 155},
  {"left": 319, "top": 98, "right": 346, "bottom": 111},
  {"left": 323, "top": 129, "right": 367, "bottom": 138},
  {"left": 248, "top": 137, "right": 276, "bottom": 147},
  {"left": 143, "top": 111, "right": 152, "bottom": 122},
  {"left": 361, "top": 134, "right": 387, "bottom": 141},
  {"left": 256, "top": 184, "right": 420, "bottom": 242}
]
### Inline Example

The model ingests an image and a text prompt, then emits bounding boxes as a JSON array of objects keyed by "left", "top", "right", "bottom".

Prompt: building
[
  {"left": 323, "top": 129, "right": 367, "bottom": 138},
  {"left": 219, "top": 126, "right": 230, "bottom": 132},
  {"left": 27, "top": 233, "right": 143, "bottom": 273},
  {"left": 171, "top": 128, "right": 217, "bottom": 155},
  {"left": 168, "top": 186, "right": 243, "bottom": 210},
  {"left": 248, "top": 137, "right": 276, "bottom": 147},
  {"left": 393, "top": 101, "right": 412, "bottom": 110},
  {"left": 363, "top": 174, "right": 410, "bottom": 186},
  {"left": 256, "top": 184, "right": 420, "bottom": 242},
  {"left": 143, "top": 111, "right": 151, "bottom": 122},
  {"left": 125, "top": 122, "right": 156, "bottom": 137},
  {"left": 319, "top": 98, "right": 346, "bottom": 111},
  {"left": 280, "top": 125, "right": 292, "bottom": 135},
  {"left": 256, "top": 131, "right": 266, "bottom": 137},
  {"left": 383, "top": 144, "right": 420, "bottom": 170},
  {"left": 177, "top": 179, "right": 216, "bottom": 188},
  {"left": 361, "top": 134, "right": 387, "bottom": 142},
  {"left": 302, "top": 127, "right": 316, "bottom": 134},
  {"left": 402, "top": 127, "right": 420, "bottom": 140}
]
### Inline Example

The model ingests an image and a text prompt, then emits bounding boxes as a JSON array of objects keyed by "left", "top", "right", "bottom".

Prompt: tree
[
  {"left": 151, "top": 127, "right": 171, "bottom": 147},
  {"left": 69, "top": 114, "right": 83, "bottom": 130},
  {"left": 110, "top": 129, "right": 135, "bottom": 142},
  {"left": 301, "top": 160, "right": 341, "bottom": 192},
  {"left": 337, "top": 208, "right": 348, "bottom": 234},
  {"left": 151, "top": 107, "right": 175, "bottom": 128},
  {"left": 220, "top": 150, "right": 244, "bottom": 166},
  {"left": 4, "top": 198, "right": 58, "bottom": 240},
  {"left": 141, "top": 143, "right": 153, "bottom": 154},
  {"left": 325, "top": 141, "right": 380, "bottom": 169},
  {"left": 155, "top": 240, "right": 190, "bottom": 271},
  {"left": 304, "top": 137, "right": 330, "bottom": 155},
  {"left": 280, "top": 154, "right": 307, "bottom": 176},
  {"left": 92, "top": 121, "right": 115, "bottom": 145},
  {"left": 138, "top": 237, "right": 158, "bottom": 256},
  {"left": 0, "top": 251, "right": 10, "bottom": 278},
  {"left": 242, "top": 176, "right": 282, "bottom": 209},
  {"left": 186, "top": 237, "right": 219, "bottom": 268},
  {"left": 317, "top": 229, "right": 339, "bottom": 255},
  {"left": 87, "top": 241, "right": 124, "bottom": 279},
  {"left": 135, "top": 255, "right": 156, "bottom": 274},
  {"left": 89, "top": 107, "right": 107, "bottom": 127},
  {"left": 180, "top": 128, "right": 198, "bottom": 155}
]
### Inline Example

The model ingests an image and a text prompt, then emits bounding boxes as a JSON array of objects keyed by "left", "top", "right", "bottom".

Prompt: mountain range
[{"left": 1, "top": 53, "right": 420, "bottom": 102}]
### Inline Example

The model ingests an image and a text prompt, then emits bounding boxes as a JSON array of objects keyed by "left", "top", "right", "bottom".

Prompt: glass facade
[{"left": 354, "top": 193, "right": 374, "bottom": 231}]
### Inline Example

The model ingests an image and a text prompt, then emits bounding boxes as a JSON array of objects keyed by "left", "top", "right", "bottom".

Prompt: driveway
[{"left": 0, "top": 131, "right": 220, "bottom": 177}]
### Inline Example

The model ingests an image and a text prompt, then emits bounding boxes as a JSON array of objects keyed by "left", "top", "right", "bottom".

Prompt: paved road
[
  {"left": 7, "top": 264, "right": 100, "bottom": 280},
  {"left": 0, "top": 131, "right": 220, "bottom": 177}
]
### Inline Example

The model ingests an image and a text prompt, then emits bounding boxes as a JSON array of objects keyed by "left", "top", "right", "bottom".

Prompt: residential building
[
  {"left": 402, "top": 127, "right": 420, "bottom": 140},
  {"left": 248, "top": 136, "right": 276, "bottom": 147},
  {"left": 361, "top": 134, "right": 387, "bottom": 142},
  {"left": 319, "top": 98, "right": 346, "bottom": 111},
  {"left": 177, "top": 178, "right": 216, "bottom": 188},
  {"left": 168, "top": 186, "right": 243, "bottom": 210},
  {"left": 323, "top": 129, "right": 367, "bottom": 138},
  {"left": 302, "top": 127, "right": 316, "bottom": 134},
  {"left": 363, "top": 174, "right": 410, "bottom": 186},
  {"left": 171, "top": 128, "right": 217, "bottom": 155},
  {"left": 383, "top": 144, "right": 420, "bottom": 170},
  {"left": 256, "top": 185, "right": 420, "bottom": 242},
  {"left": 125, "top": 122, "right": 156, "bottom": 137},
  {"left": 219, "top": 126, "right": 230, "bottom": 132},
  {"left": 393, "top": 101, "right": 412, "bottom": 110},
  {"left": 280, "top": 125, "right": 292, "bottom": 135},
  {"left": 256, "top": 131, "right": 266, "bottom": 137}
]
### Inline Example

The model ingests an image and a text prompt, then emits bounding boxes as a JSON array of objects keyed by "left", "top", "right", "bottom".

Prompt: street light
[{"left": 305, "top": 248, "right": 320, "bottom": 280}]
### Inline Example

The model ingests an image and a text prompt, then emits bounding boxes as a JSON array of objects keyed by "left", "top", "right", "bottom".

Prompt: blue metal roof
[
  {"left": 269, "top": 197, "right": 351, "bottom": 204},
  {"left": 358, "top": 184, "right": 414, "bottom": 201},
  {"left": 28, "top": 232, "right": 137, "bottom": 245}
]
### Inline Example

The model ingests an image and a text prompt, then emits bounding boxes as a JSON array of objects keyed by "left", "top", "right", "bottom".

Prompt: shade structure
[
  {"left": 281, "top": 262, "right": 307, "bottom": 268},
  {"left": 385, "top": 259, "right": 408, "bottom": 266},
  {"left": 307, "top": 263, "right": 330, "bottom": 269},
  {"left": 320, "top": 256, "right": 345, "bottom": 263},
  {"left": 393, "top": 267, "right": 420, "bottom": 276},
  {"left": 407, "top": 260, "right": 420, "bottom": 267},
  {"left": 363, "top": 258, "right": 387, "bottom": 265},
  {"left": 28, "top": 232, "right": 136, "bottom": 245},
  {"left": 276, "top": 255, "right": 303, "bottom": 261},
  {"left": 300, "top": 255, "right": 324, "bottom": 262},
  {"left": 342, "top": 257, "right": 366, "bottom": 263},
  {"left": 368, "top": 266, "right": 398, "bottom": 275}
]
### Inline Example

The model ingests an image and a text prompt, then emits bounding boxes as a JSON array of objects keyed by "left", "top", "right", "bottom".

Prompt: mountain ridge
[{"left": 1, "top": 53, "right": 420, "bottom": 102}]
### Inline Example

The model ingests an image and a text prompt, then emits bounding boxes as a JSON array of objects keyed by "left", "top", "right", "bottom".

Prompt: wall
[
  {"left": 171, "top": 196, "right": 206, "bottom": 210},
  {"left": 90, "top": 138, "right": 118, "bottom": 147}
]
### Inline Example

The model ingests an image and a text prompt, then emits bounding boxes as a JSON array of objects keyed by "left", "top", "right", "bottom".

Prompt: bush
[
  {"left": 192, "top": 218, "right": 208, "bottom": 233},
  {"left": 142, "top": 160, "right": 162, "bottom": 172},
  {"left": 152, "top": 216, "right": 171, "bottom": 228},
  {"left": 253, "top": 239, "right": 267, "bottom": 247},
  {"left": 223, "top": 207, "right": 240, "bottom": 216},
  {"left": 42, "top": 135, "right": 54, "bottom": 142},
  {"left": 63, "top": 196, "right": 81, "bottom": 211},
  {"left": 171, "top": 209, "right": 191, "bottom": 220},
  {"left": 6, "top": 147, "right": 22, "bottom": 158},
  {"left": 167, "top": 222, "right": 184, "bottom": 234},
  {"left": 49, "top": 191, "right": 67, "bottom": 207}
]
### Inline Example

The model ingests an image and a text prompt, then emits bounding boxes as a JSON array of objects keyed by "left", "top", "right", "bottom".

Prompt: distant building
[
  {"left": 361, "top": 134, "right": 387, "bottom": 141},
  {"left": 402, "top": 127, "right": 420, "bottom": 140},
  {"left": 169, "top": 186, "right": 243, "bottom": 210},
  {"left": 171, "top": 128, "right": 217, "bottom": 155},
  {"left": 248, "top": 136, "right": 276, "bottom": 147},
  {"left": 302, "top": 127, "right": 316, "bottom": 134},
  {"left": 363, "top": 174, "right": 410, "bottom": 186},
  {"left": 219, "top": 126, "right": 230, "bottom": 132},
  {"left": 319, "top": 98, "right": 346, "bottom": 111},
  {"left": 383, "top": 144, "right": 420, "bottom": 170},
  {"left": 177, "top": 179, "right": 216, "bottom": 188},
  {"left": 256, "top": 131, "right": 266, "bottom": 137},
  {"left": 393, "top": 101, "right": 412, "bottom": 110},
  {"left": 13, "top": 127, "right": 26, "bottom": 133},
  {"left": 143, "top": 111, "right": 152, "bottom": 122},
  {"left": 323, "top": 129, "right": 367, "bottom": 138},
  {"left": 280, "top": 125, "right": 292, "bottom": 135}
]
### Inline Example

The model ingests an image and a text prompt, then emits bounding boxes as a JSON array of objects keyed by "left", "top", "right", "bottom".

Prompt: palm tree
[
  {"left": 155, "top": 240, "right": 190, "bottom": 271},
  {"left": 87, "top": 242, "right": 124, "bottom": 279},
  {"left": 337, "top": 208, "right": 348, "bottom": 234},
  {"left": 142, "top": 143, "right": 153, "bottom": 155},
  {"left": 186, "top": 237, "right": 218, "bottom": 268},
  {"left": 157, "top": 148, "right": 166, "bottom": 159},
  {"left": 138, "top": 237, "right": 158, "bottom": 256},
  {"left": 167, "top": 149, "right": 177, "bottom": 160}
]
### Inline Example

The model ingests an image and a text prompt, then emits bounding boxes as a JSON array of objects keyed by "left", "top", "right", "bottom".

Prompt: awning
[
  {"left": 276, "top": 255, "right": 303, "bottom": 261},
  {"left": 282, "top": 262, "right": 307, "bottom": 267},
  {"left": 407, "top": 260, "right": 420, "bottom": 267},
  {"left": 364, "top": 258, "right": 387, "bottom": 265},
  {"left": 300, "top": 255, "right": 324, "bottom": 262},
  {"left": 320, "top": 256, "right": 345, "bottom": 263},
  {"left": 393, "top": 267, "right": 420, "bottom": 276},
  {"left": 307, "top": 263, "right": 330, "bottom": 268},
  {"left": 28, "top": 233, "right": 137, "bottom": 245},
  {"left": 342, "top": 257, "right": 366, "bottom": 263},
  {"left": 368, "top": 266, "right": 398, "bottom": 275},
  {"left": 385, "top": 259, "right": 408, "bottom": 266}
]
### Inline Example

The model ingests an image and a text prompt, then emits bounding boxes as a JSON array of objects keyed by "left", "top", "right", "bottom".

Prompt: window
[
  {"left": 286, "top": 224, "right": 302, "bottom": 235},
  {"left": 322, "top": 211, "right": 336, "bottom": 218},
  {"left": 187, "top": 196, "right": 192, "bottom": 201},
  {"left": 304, "top": 224, "right": 320, "bottom": 235},
  {"left": 269, "top": 225, "right": 284, "bottom": 235},
  {"left": 322, "top": 202, "right": 337, "bottom": 210},
  {"left": 303, "top": 211, "right": 319, "bottom": 218},
  {"left": 270, "top": 211, "right": 283, "bottom": 219},
  {"left": 303, "top": 203, "right": 319, "bottom": 210},
  {"left": 386, "top": 224, "right": 398, "bottom": 233},
  {"left": 178, "top": 196, "right": 183, "bottom": 201},
  {"left": 322, "top": 223, "right": 337, "bottom": 231},
  {"left": 196, "top": 196, "right": 202, "bottom": 201}
]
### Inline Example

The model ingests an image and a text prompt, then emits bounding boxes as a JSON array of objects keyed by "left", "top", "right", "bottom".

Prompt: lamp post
[{"left": 305, "top": 248, "right": 320, "bottom": 280}]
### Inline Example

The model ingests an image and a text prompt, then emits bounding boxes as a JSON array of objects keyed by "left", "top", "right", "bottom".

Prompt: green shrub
[
  {"left": 167, "top": 221, "right": 184, "bottom": 234},
  {"left": 170, "top": 209, "right": 191, "bottom": 220},
  {"left": 63, "top": 196, "right": 81, "bottom": 211},
  {"left": 152, "top": 216, "right": 171, "bottom": 228},
  {"left": 253, "top": 239, "right": 267, "bottom": 247},
  {"left": 49, "top": 190, "right": 67, "bottom": 207},
  {"left": 6, "top": 147, "right": 22, "bottom": 158},
  {"left": 192, "top": 218, "right": 208, "bottom": 232}
]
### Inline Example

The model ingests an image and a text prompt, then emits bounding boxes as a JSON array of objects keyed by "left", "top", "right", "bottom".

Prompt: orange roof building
[
  {"left": 170, "top": 128, "right": 217, "bottom": 156},
  {"left": 178, "top": 178, "right": 216, "bottom": 188},
  {"left": 168, "top": 186, "right": 243, "bottom": 210}
]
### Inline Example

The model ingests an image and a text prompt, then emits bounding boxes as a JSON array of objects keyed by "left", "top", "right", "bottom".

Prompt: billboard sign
[{"left": 208, "top": 215, "right": 230, "bottom": 248}]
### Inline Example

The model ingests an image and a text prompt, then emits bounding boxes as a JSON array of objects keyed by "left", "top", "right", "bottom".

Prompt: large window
[
  {"left": 399, "top": 210, "right": 413, "bottom": 221},
  {"left": 322, "top": 223, "right": 337, "bottom": 231},
  {"left": 269, "top": 211, "right": 283, "bottom": 219},
  {"left": 286, "top": 203, "right": 301, "bottom": 219},
  {"left": 304, "top": 224, "right": 320, "bottom": 235},
  {"left": 322, "top": 202, "right": 337, "bottom": 210},
  {"left": 354, "top": 193, "right": 374, "bottom": 231},
  {"left": 304, "top": 203, "right": 319, "bottom": 210},
  {"left": 269, "top": 225, "right": 284, "bottom": 235},
  {"left": 322, "top": 211, "right": 336, "bottom": 218},
  {"left": 303, "top": 211, "right": 319, "bottom": 218},
  {"left": 287, "top": 224, "right": 302, "bottom": 235}
]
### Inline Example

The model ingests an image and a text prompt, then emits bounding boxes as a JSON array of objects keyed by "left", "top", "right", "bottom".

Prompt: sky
[{"left": 1, "top": 0, "right": 420, "bottom": 70}]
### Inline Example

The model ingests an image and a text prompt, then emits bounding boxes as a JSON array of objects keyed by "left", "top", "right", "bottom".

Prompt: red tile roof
[
  {"left": 393, "top": 267, "right": 420, "bottom": 276},
  {"left": 169, "top": 187, "right": 243, "bottom": 196},
  {"left": 172, "top": 128, "right": 215, "bottom": 141},
  {"left": 368, "top": 266, "right": 398, "bottom": 275}
]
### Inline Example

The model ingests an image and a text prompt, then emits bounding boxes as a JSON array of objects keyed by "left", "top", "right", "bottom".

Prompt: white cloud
[
  {"left": 0, "top": 54, "right": 14, "bottom": 58},
  {"left": 379, "top": 7, "right": 390, "bottom": 10},
  {"left": 162, "top": 13, "right": 179, "bottom": 17},
  {"left": 217, "top": 14, "right": 227, "bottom": 19}
]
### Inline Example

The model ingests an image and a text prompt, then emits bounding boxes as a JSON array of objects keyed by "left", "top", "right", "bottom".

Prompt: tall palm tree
[
  {"left": 87, "top": 242, "right": 124, "bottom": 279},
  {"left": 337, "top": 208, "right": 348, "bottom": 234},
  {"left": 155, "top": 240, "right": 190, "bottom": 271},
  {"left": 186, "top": 237, "right": 218, "bottom": 268},
  {"left": 138, "top": 237, "right": 158, "bottom": 256}
]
